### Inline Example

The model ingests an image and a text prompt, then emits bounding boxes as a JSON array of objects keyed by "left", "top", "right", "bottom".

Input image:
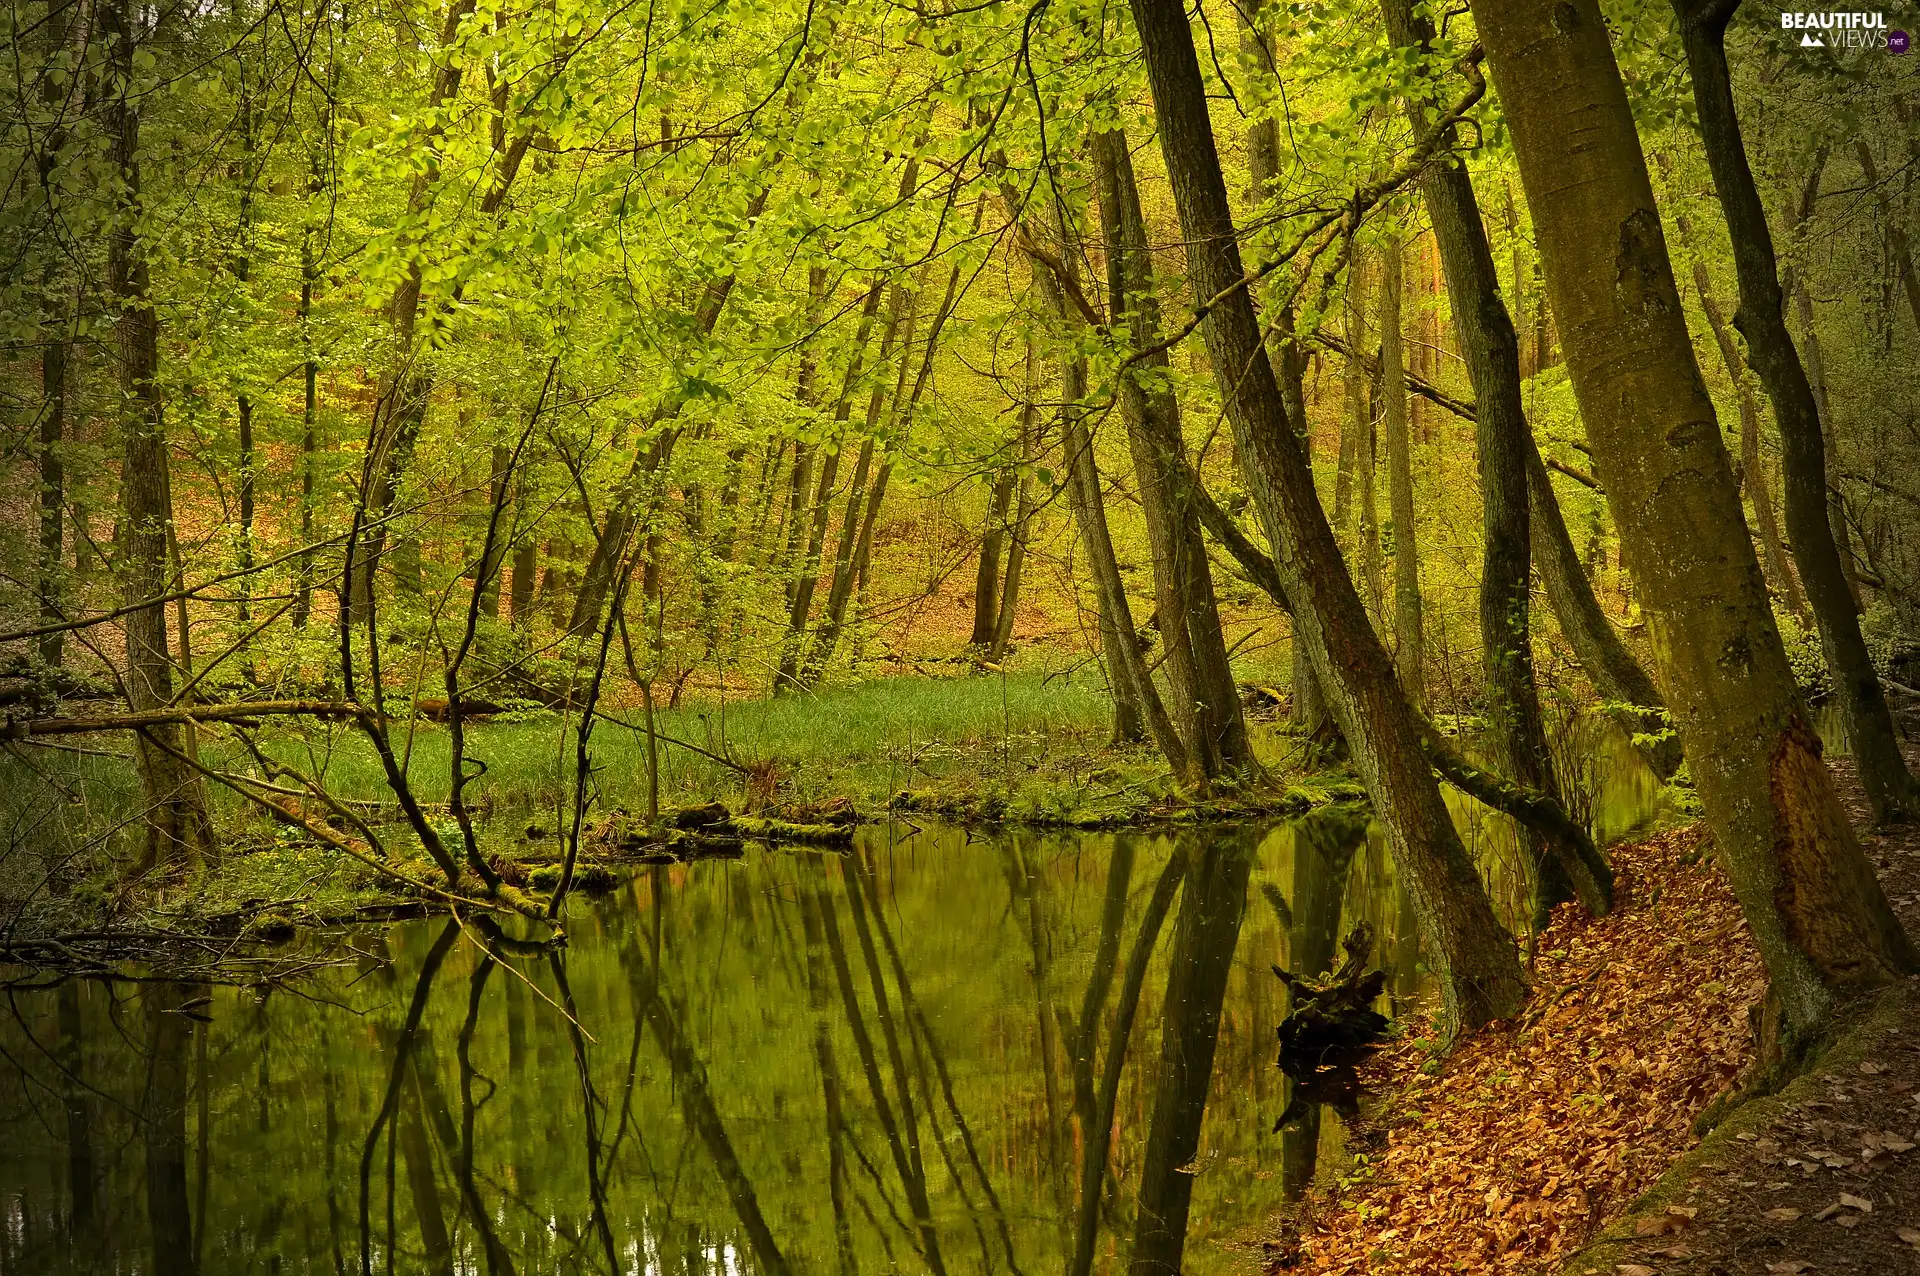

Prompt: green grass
[{"left": 241, "top": 668, "right": 1123, "bottom": 818}]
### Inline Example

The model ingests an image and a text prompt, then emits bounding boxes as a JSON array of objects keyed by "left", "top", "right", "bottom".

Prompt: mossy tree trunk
[
  {"left": 1674, "top": 0, "right": 1920, "bottom": 823},
  {"left": 106, "top": 0, "right": 214, "bottom": 870},
  {"left": 1475, "top": 0, "right": 1914, "bottom": 1040}
]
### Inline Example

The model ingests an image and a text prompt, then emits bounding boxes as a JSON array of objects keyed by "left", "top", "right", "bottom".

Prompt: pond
[{"left": 0, "top": 723, "right": 1669, "bottom": 1275}]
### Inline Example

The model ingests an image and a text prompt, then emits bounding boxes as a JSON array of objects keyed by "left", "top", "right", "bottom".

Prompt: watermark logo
[{"left": 1780, "top": 10, "right": 1897, "bottom": 49}]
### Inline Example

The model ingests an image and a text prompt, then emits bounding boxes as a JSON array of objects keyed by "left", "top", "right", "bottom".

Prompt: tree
[
  {"left": 1671, "top": 0, "right": 1920, "bottom": 824},
  {"left": 104, "top": 0, "right": 213, "bottom": 868},
  {"left": 1091, "top": 127, "right": 1254, "bottom": 783},
  {"left": 1473, "top": 0, "right": 1913, "bottom": 1042},
  {"left": 1126, "top": 0, "right": 1528, "bottom": 1030},
  {"left": 1376, "top": 0, "right": 1608, "bottom": 920}
]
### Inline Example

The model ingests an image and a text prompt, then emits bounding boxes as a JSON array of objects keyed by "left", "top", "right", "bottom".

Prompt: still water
[{"left": 0, "top": 726, "right": 1668, "bottom": 1275}]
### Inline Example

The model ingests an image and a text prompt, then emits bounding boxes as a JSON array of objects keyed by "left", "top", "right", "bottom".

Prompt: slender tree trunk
[
  {"left": 509, "top": 474, "right": 537, "bottom": 628},
  {"left": 1091, "top": 128, "right": 1253, "bottom": 780},
  {"left": 988, "top": 460, "right": 1033, "bottom": 665},
  {"left": 106, "top": 0, "right": 212, "bottom": 869},
  {"left": 776, "top": 276, "right": 890, "bottom": 693},
  {"left": 1852, "top": 140, "right": 1920, "bottom": 335},
  {"left": 1690, "top": 258, "right": 1810, "bottom": 622},
  {"left": 38, "top": 334, "right": 66, "bottom": 667},
  {"left": 1476, "top": 0, "right": 1913, "bottom": 1043},
  {"left": 1239, "top": 0, "right": 1336, "bottom": 747},
  {"left": 1335, "top": 251, "right": 1369, "bottom": 539},
  {"left": 477, "top": 442, "right": 510, "bottom": 618},
  {"left": 1380, "top": 237, "right": 1425, "bottom": 706},
  {"left": 971, "top": 471, "right": 1015, "bottom": 648},
  {"left": 1674, "top": 0, "right": 1920, "bottom": 823},
  {"left": 1276, "top": 308, "right": 1337, "bottom": 747},
  {"left": 1357, "top": 356, "right": 1386, "bottom": 620},
  {"left": 1378, "top": 0, "right": 1608, "bottom": 920},
  {"left": 293, "top": 235, "right": 318, "bottom": 630},
  {"left": 1128, "top": 0, "right": 1527, "bottom": 1030},
  {"left": 1020, "top": 185, "right": 1187, "bottom": 764}
]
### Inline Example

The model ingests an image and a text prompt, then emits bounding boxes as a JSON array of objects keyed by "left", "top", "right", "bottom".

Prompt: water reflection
[{"left": 1, "top": 763, "right": 1653, "bottom": 1275}]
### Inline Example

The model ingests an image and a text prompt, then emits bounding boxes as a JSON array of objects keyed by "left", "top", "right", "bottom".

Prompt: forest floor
[{"left": 1250, "top": 750, "right": 1920, "bottom": 1276}]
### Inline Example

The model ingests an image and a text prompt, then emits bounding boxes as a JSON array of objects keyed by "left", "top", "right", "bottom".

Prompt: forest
[{"left": 0, "top": 0, "right": 1917, "bottom": 1269}]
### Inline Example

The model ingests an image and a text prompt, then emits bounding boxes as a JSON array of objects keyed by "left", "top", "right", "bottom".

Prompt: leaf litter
[{"left": 1264, "top": 825, "right": 1767, "bottom": 1273}]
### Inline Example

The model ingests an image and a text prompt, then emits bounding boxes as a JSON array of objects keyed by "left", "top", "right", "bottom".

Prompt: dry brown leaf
[
  {"left": 1896, "top": 1226, "right": 1920, "bottom": 1246},
  {"left": 1837, "top": 1192, "right": 1871, "bottom": 1213},
  {"left": 1616, "top": 1265, "right": 1656, "bottom": 1276},
  {"left": 1765, "top": 1262, "right": 1813, "bottom": 1273},
  {"left": 1763, "top": 1207, "right": 1802, "bottom": 1222}
]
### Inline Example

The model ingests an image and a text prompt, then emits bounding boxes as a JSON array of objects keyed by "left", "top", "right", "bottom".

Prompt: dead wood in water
[{"left": 1273, "top": 923, "right": 1390, "bottom": 1127}]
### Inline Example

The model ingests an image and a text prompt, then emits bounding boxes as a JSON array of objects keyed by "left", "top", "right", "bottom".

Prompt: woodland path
[{"left": 1564, "top": 747, "right": 1920, "bottom": 1276}]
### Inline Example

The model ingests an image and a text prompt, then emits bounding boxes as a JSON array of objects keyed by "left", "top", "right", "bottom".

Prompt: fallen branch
[{"left": 4, "top": 700, "right": 370, "bottom": 738}]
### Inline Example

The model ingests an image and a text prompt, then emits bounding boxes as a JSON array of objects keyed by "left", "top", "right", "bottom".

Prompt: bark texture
[
  {"left": 1476, "top": 0, "right": 1913, "bottom": 1037},
  {"left": 1379, "top": 238, "right": 1425, "bottom": 706}
]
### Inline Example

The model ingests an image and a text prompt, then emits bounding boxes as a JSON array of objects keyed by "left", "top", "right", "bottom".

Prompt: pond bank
[
  {"left": 1257, "top": 823, "right": 1767, "bottom": 1273},
  {"left": 1555, "top": 752, "right": 1920, "bottom": 1276},
  {"left": 1263, "top": 747, "right": 1920, "bottom": 1276}
]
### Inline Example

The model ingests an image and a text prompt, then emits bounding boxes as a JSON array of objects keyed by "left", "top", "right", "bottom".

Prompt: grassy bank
[{"left": 0, "top": 669, "right": 1329, "bottom": 940}]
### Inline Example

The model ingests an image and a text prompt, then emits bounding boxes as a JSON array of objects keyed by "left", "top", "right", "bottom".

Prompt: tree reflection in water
[{"left": 0, "top": 818, "right": 1427, "bottom": 1275}]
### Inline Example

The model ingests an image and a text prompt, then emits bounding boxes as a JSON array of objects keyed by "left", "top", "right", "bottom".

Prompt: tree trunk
[
  {"left": 775, "top": 276, "right": 889, "bottom": 694},
  {"left": 1690, "top": 258, "right": 1809, "bottom": 623},
  {"left": 1852, "top": 140, "right": 1920, "bottom": 335},
  {"left": 509, "top": 475, "right": 537, "bottom": 628},
  {"left": 1380, "top": 237, "right": 1425, "bottom": 706},
  {"left": 1128, "top": 0, "right": 1527, "bottom": 1031},
  {"left": 1476, "top": 0, "right": 1913, "bottom": 1041},
  {"left": 38, "top": 332, "right": 65, "bottom": 668},
  {"left": 989, "top": 461, "right": 1033, "bottom": 665},
  {"left": 106, "top": 0, "right": 212, "bottom": 869},
  {"left": 1061, "top": 361, "right": 1178, "bottom": 758},
  {"left": 1378, "top": 0, "right": 1608, "bottom": 921},
  {"left": 1091, "top": 128, "right": 1253, "bottom": 780},
  {"left": 1239, "top": 0, "right": 1337, "bottom": 748},
  {"left": 971, "top": 471, "right": 1015, "bottom": 648},
  {"left": 1527, "top": 439, "right": 1682, "bottom": 777},
  {"left": 1675, "top": 0, "right": 1920, "bottom": 823},
  {"left": 293, "top": 229, "right": 318, "bottom": 630},
  {"left": 476, "top": 442, "right": 510, "bottom": 619},
  {"left": 1335, "top": 251, "right": 1369, "bottom": 539}
]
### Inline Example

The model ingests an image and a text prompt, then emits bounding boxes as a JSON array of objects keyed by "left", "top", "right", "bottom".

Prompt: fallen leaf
[
  {"left": 1838, "top": 1192, "right": 1872, "bottom": 1213},
  {"left": 1763, "top": 1207, "right": 1802, "bottom": 1222},
  {"left": 1859, "top": 1060, "right": 1887, "bottom": 1075},
  {"left": 1616, "top": 1266, "right": 1657, "bottom": 1276},
  {"left": 1835, "top": 1214, "right": 1860, "bottom": 1229},
  {"left": 1814, "top": 1203, "right": 1842, "bottom": 1221},
  {"left": 1897, "top": 1226, "right": 1920, "bottom": 1246},
  {"left": 1765, "top": 1262, "right": 1813, "bottom": 1273}
]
